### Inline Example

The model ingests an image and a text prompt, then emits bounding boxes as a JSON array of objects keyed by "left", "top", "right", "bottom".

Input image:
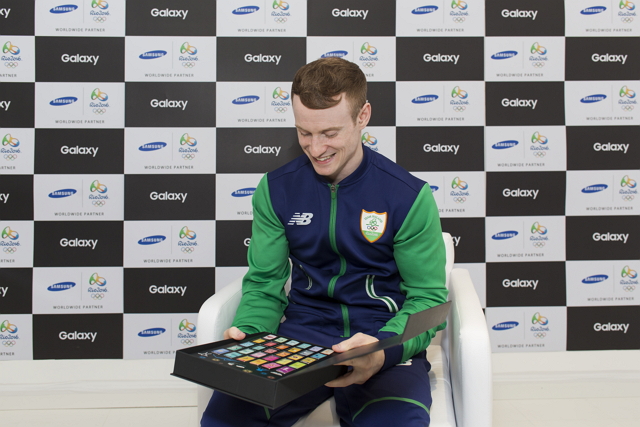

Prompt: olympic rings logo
[
  {"left": 90, "top": 180, "right": 107, "bottom": 193},
  {"left": 621, "top": 175, "right": 637, "bottom": 188},
  {"left": 2, "top": 134, "right": 19, "bottom": 147},
  {"left": 362, "top": 62, "right": 376, "bottom": 68},
  {"left": 0, "top": 320, "right": 18, "bottom": 333},
  {"left": 180, "top": 133, "right": 197, "bottom": 146},
  {"left": 623, "top": 285, "right": 636, "bottom": 292},
  {"left": 451, "top": 177, "right": 468, "bottom": 190},
  {"left": 453, "top": 197, "right": 466, "bottom": 203},
  {"left": 361, "top": 132, "right": 378, "bottom": 146},
  {"left": 366, "top": 225, "right": 379, "bottom": 231},
  {"left": 92, "top": 200, "right": 106, "bottom": 207},
  {"left": 531, "top": 131, "right": 548, "bottom": 145},
  {"left": 452, "top": 17, "right": 466, "bottom": 23},
  {"left": 622, "top": 266, "right": 638, "bottom": 279},
  {"left": 92, "top": 0, "right": 108, "bottom": 9},
  {"left": 91, "top": 89, "right": 108, "bottom": 101},
  {"left": 181, "top": 339, "right": 195, "bottom": 345},
  {"left": 273, "top": 0, "right": 289, "bottom": 10},
  {"left": 181, "top": 247, "right": 195, "bottom": 254},
  {"left": 531, "top": 312, "right": 548, "bottom": 325},
  {"left": 274, "top": 107, "right": 288, "bottom": 113},
  {"left": 2, "top": 340, "right": 16, "bottom": 347},
  {"left": 361, "top": 42, "right": 378, "bottom": 55},
  {"left": 530, "top": 42, "right": 547, "bottom": 55},
  {"left": 451, "top": 86, "right": 468, "bottom": 99},
  {"left": 533, "top": 332, "right": 546, "bottom": 339},
  {"left": 531, "top": 222, "right": 547, "bottom": 235},
  {"left": 451, "top": 0, "right": 468, "bottom": 10},
  {"left": 4, "top": 62, "right": 19, "bottom": 68},
  {"left": 182, "top": 154, "right": 196, "bottom": 160},
  {"left": 2, "top": 226, "right": 19, "bottom": 240},
  {"left": 4, "top": 154, "right": 18, "bottom": 160},
  {"left": 3, "top": 247, "right": 17, "bottom": 254},
  {"left": 2, "top": 41, "right": 20, "bottom": 55},
  {"left": 621, "top": 105, "right": 635, "bottom": 111},
  {"left": 452, "top": 106, "right": 466, "bottom": 112},
  {"left": 274, "top": 17, "right": 287, "bottom": 23},
  {"left": 182, "top": 62, "right": 196, "bottom": 68},
  {"left": 91, "top": 293, "right": 105, "bottom": 300},
  {"left": 621, "top": 17, "right": 634, "bottom": 23},
  {"left": 532, "top": 242, "right": 546, "bottom": 248},
  {"left": 620, "top": 86, "right": 636, "bottom": 98},
  {"left": 531, "top": 62, "right": 545, "bottom": 68},
  {"left": 533, "top": 152, "right": 546, "bottom": 158},
  {"left": 93, "top": 17, "right": 107, "bottom": 23},
  {"left": 272, "top": 87, "right": 290, "bottom": 100},
  {"left": 622, "top": 195, "right": 635, "bottom": 201},
  {"left": 180, "top": 42, "right": 197, "bottom": 55},
  {"left": 619, "top": 0, "right": 635, "bottom": 11},
  {"left": 179, "top": 319, "right": 196, "bottom": 332}
]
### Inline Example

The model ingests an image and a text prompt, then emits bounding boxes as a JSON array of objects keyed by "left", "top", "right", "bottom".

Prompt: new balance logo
[{"left": 288, "top": 213, "right": 313, "bottom": 225}]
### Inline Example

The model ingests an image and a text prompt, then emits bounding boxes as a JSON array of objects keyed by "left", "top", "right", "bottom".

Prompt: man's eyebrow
[{"left": 295, "top": 125, "right": 343, "bottom": 133}]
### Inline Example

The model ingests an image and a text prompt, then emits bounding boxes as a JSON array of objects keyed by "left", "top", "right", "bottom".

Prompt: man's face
[{"left": 292, "top": 94, "right": 371, "bottom": 185}]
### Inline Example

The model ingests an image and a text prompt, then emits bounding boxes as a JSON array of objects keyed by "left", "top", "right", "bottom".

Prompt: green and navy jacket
[{"left": 232, "top": 146, "right": 448, "bottom": 370}]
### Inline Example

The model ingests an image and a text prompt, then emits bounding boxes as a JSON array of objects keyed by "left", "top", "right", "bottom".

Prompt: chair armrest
[
  {"left": 197, "top": 277, "right": 243, "bottom": 344},
  {"left": 447, "top": 268, "right": 493, "bottom": 427}
]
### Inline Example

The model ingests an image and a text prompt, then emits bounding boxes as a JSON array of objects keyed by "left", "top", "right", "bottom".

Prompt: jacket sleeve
[
  {"left": 374, "top": 183, "right": 448, "bottom": 370},
  {"left": 231, "top": 174, "right": 291, "bottom": 334}
]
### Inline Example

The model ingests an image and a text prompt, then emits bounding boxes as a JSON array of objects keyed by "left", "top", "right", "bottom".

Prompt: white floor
[
  {"left": 2, "top": 354, "right": 639, "bottom": 427},
  {"left": 2, "top": 385, "right": 639, "bottom": 426}
]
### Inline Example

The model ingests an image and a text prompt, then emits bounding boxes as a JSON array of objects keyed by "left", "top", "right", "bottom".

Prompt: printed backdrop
[{"left": 0, "top": 0, "right": 639, "bottom": 360}]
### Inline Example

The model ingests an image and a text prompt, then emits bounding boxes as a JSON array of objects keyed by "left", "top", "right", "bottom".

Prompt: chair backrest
[{"left": 442, "top": 232, "right": 455, "bottom": 289}]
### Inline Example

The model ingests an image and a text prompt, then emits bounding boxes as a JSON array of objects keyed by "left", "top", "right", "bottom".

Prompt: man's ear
[{"left": 358, "top": 102, "right": 372, "bottom": 130}]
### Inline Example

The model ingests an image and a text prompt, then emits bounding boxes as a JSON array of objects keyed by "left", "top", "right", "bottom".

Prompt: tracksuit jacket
[{"left": 232, "top": 146, "right": 448, "bottom": 371}]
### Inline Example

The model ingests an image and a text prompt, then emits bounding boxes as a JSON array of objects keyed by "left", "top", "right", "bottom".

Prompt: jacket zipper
[
  {"left": 299, "top": 264, "right": 312, "bottom": 290},
  {"left": 327, "top": 184, "right": 350, "bottom": 337}
]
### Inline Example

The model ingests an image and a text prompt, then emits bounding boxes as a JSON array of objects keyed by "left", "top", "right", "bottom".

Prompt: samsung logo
[
  {"left": 492, "top": 140, "right": 519, "bottom": 150},
  {"left": 321, "top": 51, "right": 349, "bottom": 58},
  {"left": 582, "top": 274, "right": 609, "bottom": 284},
  {"left": 430, "top": 185, "right": 439, "bottom": 193},
  {"left": 50, "top": 5, "right": 78, "bottom": 14},
  {"left": 231, "top": 188, "right": 256, "bottom": 197},
  {"left": 232, "top": 96, "right": 260, "bottom": 105},
  {"left": 138, "top": 328, "right": 166, "bottom": 337},
  {"left": 492, "top": 231, "right": 518, "bottom": 240},
  {"left": 412, "top": 95, "right": 439, "bottom": 104},
  {"left": 491, "top": 51, "right": 518, "bottom": 60},
  {"left": 492, "top": 321, "right": 519, "bottom": 331},
  {"left": 47, "top": 282, "right": 76, "bottom": 292},
  {"left": 139, "top": 142, "right": 167, "bottom": 151},
  {"left": 48, "top": 189, "right": 77, "bottom": 198},
  {"left": 580, "top": 94, "right": 607, "bottom": 103},
  {"left": 411, "top": 6, "right": 438, "bottom": 14},
  {"left": 50, "top": 97, "right": 78, "bottom": 106},
  {"left": 581, "top": 184, "right": 608, "bottom": 193},
  {"left": 138, "top": 235, "right": 166, "bottom": 245},
  {"left": 581, "top": 7, "right": 606, "bottom": 15},
  {"left": 139, "top": 50, "right": 167, "bottom": 60},
  {"left": 232, "top": 6, "right": 259, "bottom": 15}
]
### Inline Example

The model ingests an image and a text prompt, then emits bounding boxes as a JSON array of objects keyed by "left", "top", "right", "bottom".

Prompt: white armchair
[{"left": 195, "top": 233, "right": 492, "bottom": 427}]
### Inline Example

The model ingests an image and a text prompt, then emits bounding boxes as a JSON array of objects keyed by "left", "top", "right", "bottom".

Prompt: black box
[{"left": 172, "top": 302, "right": 450, "bottom": 408}]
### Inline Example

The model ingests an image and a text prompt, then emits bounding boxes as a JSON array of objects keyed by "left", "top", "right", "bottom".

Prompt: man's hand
[
  {"left": 324, "top": 333, "right": 385, "bottom": 388},
  {"left": 223, "top": 327, "right": 246, "bottom": 341}
]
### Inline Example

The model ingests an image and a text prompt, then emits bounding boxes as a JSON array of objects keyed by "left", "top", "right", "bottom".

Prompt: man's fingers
[
  {"left": 333, "top": 332, "right": 377, "bottom": 352},
  {"left": 223, "top": 327, "right": 246, "bottom": 341}
]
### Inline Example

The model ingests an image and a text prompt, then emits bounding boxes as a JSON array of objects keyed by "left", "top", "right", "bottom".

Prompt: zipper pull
[{"left": 330, "top": 184, "right": 337, "bottom": 199}]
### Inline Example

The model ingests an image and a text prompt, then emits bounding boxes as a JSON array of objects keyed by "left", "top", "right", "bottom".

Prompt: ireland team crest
[{"left": 361, "top": 210, "right": 387, "bottom": 243}]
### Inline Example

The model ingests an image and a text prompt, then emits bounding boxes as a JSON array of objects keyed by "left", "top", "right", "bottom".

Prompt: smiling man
[{"left": 201, "top": 58, "right": 448, "bottom": 427}]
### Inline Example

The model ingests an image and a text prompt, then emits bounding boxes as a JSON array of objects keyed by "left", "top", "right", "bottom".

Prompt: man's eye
[{"left": 326, "top": 133, "right": 337, "bottom": 138}]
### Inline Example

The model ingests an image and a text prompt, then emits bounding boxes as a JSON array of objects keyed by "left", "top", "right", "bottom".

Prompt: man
[{"left": 202, "top": 57, "right": 447, "bottom": 426}]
